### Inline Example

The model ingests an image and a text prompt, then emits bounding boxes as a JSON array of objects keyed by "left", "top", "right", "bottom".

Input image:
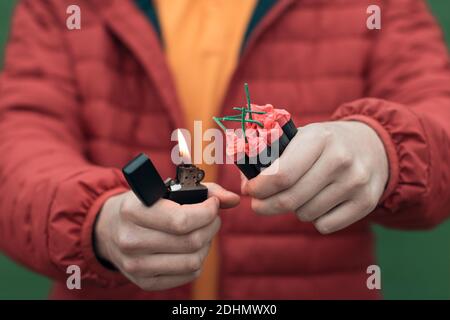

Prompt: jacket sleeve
[
  {"left": 0, "top": 1, "right": 129, "bottom": 286},
  {"left": 332, "top": 0, "right": 450, "bottom": 229}
]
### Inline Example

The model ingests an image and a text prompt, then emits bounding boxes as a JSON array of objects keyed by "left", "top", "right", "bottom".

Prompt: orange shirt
[{"left": 155, "top": 0, "right": 256, "bottom": 299}]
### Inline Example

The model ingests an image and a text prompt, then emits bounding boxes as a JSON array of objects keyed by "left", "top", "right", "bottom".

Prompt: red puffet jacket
[{"left": 0, "top": 0, "right": 449, "bottom": 299}]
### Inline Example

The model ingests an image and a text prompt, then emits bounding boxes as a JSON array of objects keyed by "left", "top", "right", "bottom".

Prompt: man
[{"left": 0, "top": 0, "right": 449, "bottom": 299}]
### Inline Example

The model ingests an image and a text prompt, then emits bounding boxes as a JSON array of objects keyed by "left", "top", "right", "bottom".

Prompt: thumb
[
  {"left": 240, "top": 173, "right": 249, "bottom": 196},
  {"left": 204, "top": 182, "right": 240, "bottom": 209}
]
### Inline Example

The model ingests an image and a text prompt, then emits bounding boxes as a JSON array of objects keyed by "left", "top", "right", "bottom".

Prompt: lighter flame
[{"left": 178, "top": 129, "right": 191, "bottom": 164}]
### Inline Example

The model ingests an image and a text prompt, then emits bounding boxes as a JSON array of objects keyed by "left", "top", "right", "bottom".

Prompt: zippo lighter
[{"left": 122, "top": 153, "right": 208, "bottom": 206}]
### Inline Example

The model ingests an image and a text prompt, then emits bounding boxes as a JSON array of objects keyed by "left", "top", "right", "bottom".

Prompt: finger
[
  {"left": 125, "top": 196, "right": 219, "bottom": 235},
  {"left": 251, "top": 148, "right": 341, "bottom": 215},
  {"left": 204, "top": 182, "right": 240, "bottom": 209},
  {"left": 121, "top": 244, "right": 211, "bottom": 278},
  {"left": 119, "top": 217, "right": 221, "bottom": 254},
  {"left": 243, "top": 127, "right": 327, "bottom": 199},
  {"left": 137, "top": 271, "right": 201, "bottom": 291},
  {"left": 313, "top": 201, "right": 369, "bottom": 234},
  {"left": 240, "top": 173, "right": 249, "bottom": 195},
  {"left": 296, "top": 182, "right": 350, "bottom": 222}
]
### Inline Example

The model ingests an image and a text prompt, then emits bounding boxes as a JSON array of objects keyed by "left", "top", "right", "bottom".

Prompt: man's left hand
[{"left": 242, "top": 121, "right": 389, "bottom": 234}]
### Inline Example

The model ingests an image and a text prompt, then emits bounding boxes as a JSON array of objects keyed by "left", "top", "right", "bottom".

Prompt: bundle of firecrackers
[{"left": 214, "top": 84, "right": 298, "bottom": 180}]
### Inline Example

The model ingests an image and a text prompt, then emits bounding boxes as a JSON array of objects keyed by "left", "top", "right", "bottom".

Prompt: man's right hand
[{"left": 94, "top": 183, "right": 239, "bottom": 291}]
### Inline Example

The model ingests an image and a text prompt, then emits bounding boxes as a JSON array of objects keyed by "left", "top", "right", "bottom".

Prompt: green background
[{"left": 0, "top": 1, "right": 449, "bottom": 300}]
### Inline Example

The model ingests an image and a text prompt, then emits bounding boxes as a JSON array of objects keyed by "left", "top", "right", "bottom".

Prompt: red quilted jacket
[{"left": 0, "top": 0, "right": 449, "bottom": 300}]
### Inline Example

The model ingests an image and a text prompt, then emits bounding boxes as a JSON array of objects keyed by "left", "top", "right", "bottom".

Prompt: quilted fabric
[{"left": 0, "top": 0, "right": 449, "bottom": 299}]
